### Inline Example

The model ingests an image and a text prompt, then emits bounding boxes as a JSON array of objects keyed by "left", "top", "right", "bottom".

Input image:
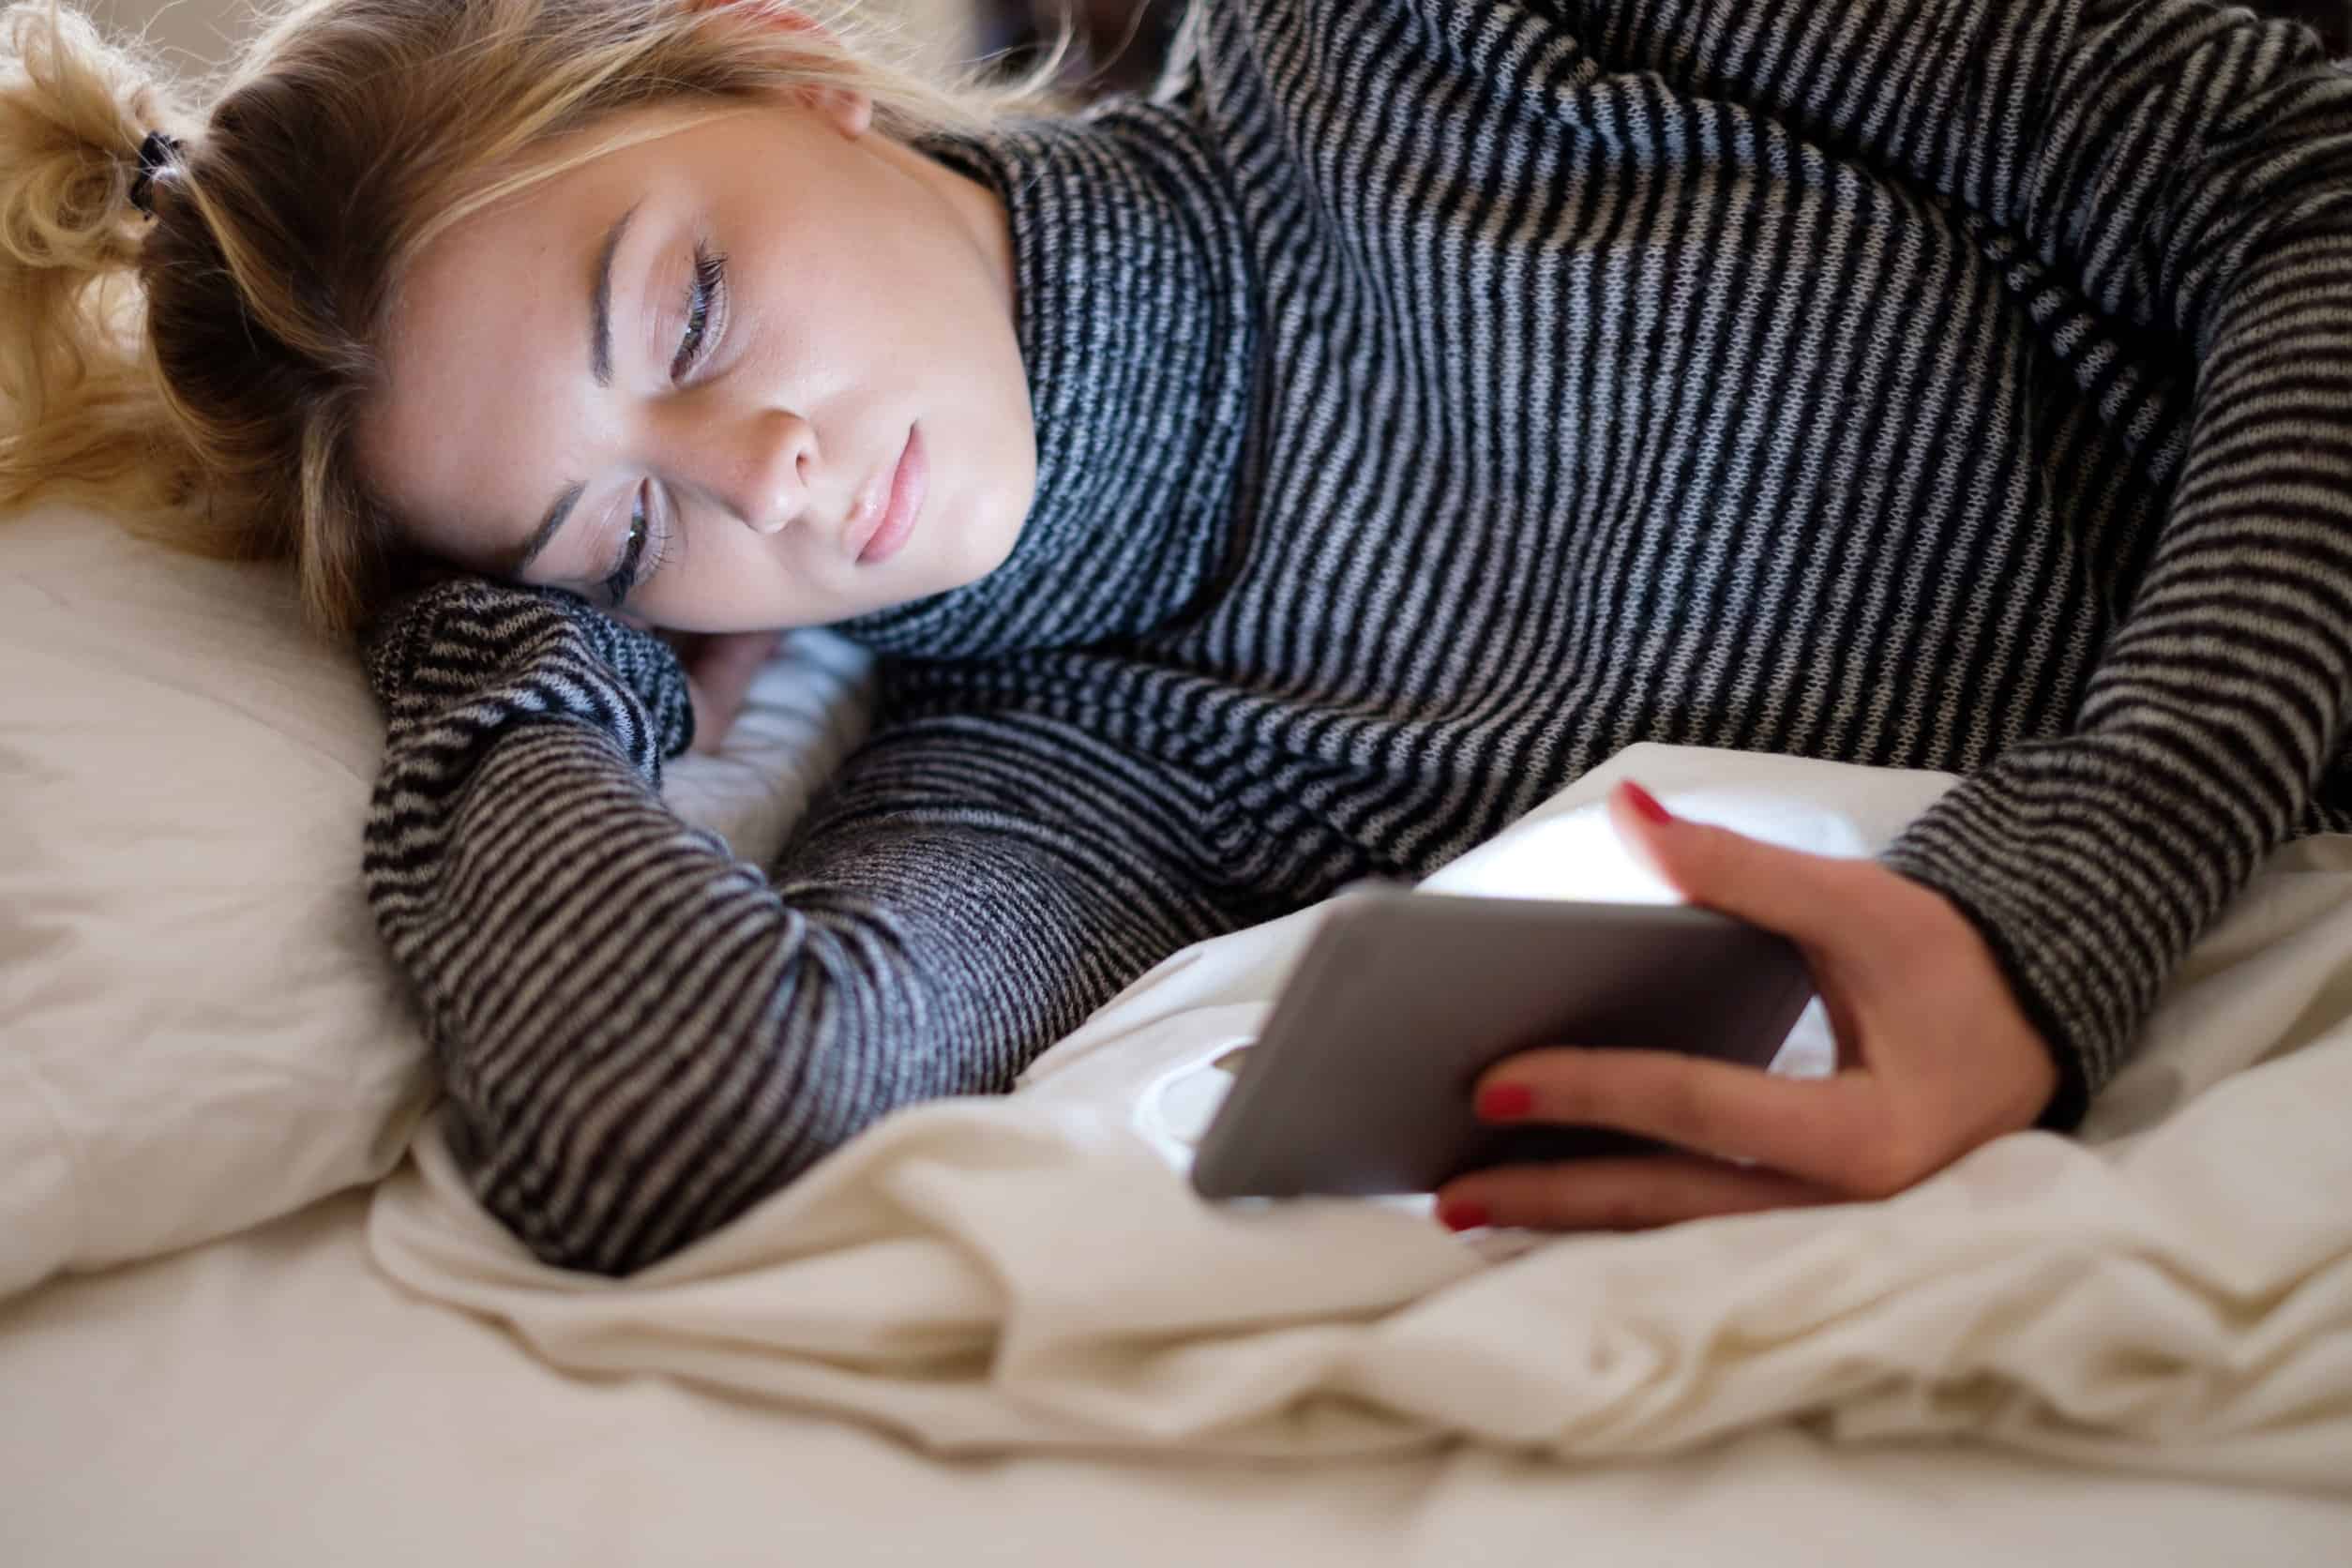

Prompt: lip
[{"left": 853, "top": 425, "right": 926, "bottom": 565}]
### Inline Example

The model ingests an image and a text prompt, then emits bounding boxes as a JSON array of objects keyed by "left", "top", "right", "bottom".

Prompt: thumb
[{"left": 1607, "top": 780, "right": 1852, "bottom": 945}]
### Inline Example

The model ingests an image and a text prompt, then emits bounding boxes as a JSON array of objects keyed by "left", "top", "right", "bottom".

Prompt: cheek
[{"left": 667, "top": 520, "right": 790, "bottom": 628}]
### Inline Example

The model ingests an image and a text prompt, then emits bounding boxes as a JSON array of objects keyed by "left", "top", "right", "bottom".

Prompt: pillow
[{"left": 0, "top": 502, "right": 876, "bottom": 1299}]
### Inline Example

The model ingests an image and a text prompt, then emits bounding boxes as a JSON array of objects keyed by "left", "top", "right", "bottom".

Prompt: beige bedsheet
[
  {"left": 360, "top": 745, "right": 2352, "bottom": 1492},
  {"left": 8, "top": 744, "right": 2350, "bottom": 1561},
  {"left": 5, "top": 1185, "right": 2349, "bottom": 1565}
]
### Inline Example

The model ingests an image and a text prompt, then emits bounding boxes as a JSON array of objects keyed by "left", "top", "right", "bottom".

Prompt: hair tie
[{"left": 128, "top": 129, "right": 182, "bottom": 219}]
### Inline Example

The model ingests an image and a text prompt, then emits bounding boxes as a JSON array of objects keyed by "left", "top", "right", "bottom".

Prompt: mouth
[{"left": 852, "top": 424, "right": 927, "bottom": 566}]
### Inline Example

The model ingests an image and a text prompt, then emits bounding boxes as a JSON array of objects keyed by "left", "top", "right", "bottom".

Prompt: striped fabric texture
[{"left": 363, "top": 0, "right": 2352, "bottom": 1274}]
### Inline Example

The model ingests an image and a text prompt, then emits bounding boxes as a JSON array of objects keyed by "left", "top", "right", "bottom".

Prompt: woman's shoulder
[
  {"left": 1176, "top": 0, "right": 1580, "bottom": 99},
  {"left": 1201, "top": 0, "right": 1568, "bottom": 38}
]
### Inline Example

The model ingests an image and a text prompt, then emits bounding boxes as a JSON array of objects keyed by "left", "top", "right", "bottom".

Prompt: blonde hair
[{"left": 0, "top": 0, "right": 1078, "bottom": 639}]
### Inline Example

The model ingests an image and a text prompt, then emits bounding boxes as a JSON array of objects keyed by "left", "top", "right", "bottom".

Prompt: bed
[{"left": 5, "top": 499, "right": 2349, "bottom": 1562}]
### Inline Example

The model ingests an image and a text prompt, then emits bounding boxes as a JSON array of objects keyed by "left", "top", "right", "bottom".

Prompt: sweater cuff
[
  {"left": 361, "top": 579, "right": 696, "bottom": 773},
  {"left": 1877, "top": 739, "right": 2256, "bottom": 1132},
  {"left": 566, "top": 605, "right": 698, "bottom": 763}
]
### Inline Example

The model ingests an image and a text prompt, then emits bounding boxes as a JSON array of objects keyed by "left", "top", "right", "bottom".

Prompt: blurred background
[{"left": 79, "top": 0, "right": 2352, "bottom": 116}]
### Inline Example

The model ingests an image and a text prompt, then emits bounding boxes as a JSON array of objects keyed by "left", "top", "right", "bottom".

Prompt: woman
[{"left": 5, "top": 0, "right": 2347, "bottom": 1274}]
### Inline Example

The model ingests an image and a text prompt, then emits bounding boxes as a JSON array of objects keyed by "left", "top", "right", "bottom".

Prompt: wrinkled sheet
[
  {"left": 17, "top": 1190, "right": 2352, "bottom": 1568},
  {"left": 369, "top": 744, "right": 2352, "bottom": 1491}
]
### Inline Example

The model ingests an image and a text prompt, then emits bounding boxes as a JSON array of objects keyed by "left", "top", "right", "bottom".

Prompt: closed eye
[
  {"left": 603, "top": 244, "right": 725, "bottom": 608},
  {"left": 603, "top": 480, "right": 671, "bottom": 610},
  {"left": 671, "top": 243, "right": 728, "bottom": 382}
]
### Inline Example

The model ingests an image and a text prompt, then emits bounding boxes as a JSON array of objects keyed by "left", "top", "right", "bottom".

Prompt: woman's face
[{"left": 357, "top": 88, "right": 1034, "bottom": 633}]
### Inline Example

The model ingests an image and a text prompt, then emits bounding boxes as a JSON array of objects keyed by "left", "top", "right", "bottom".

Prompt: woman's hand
[
  {"left": 616, "top": 614, "right": 783, "bottom": 756},
  {"left": 1432, "top": 781, "right": 2060, "bottom": 1233},
  {"left": 362, "top": 580, "right": 699, "bottom": 773},
  {"left": 670, "top": 629, "right": 784, "bottom": 755}
]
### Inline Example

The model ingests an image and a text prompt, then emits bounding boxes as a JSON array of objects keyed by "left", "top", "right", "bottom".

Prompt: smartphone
[{"left": 1188, "top": 883, "right": 1817, "bottom": 1199}]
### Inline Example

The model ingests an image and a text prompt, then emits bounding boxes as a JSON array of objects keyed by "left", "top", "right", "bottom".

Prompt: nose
[{"left": 695, "top": 404, "right": 814, "bottom": 535}]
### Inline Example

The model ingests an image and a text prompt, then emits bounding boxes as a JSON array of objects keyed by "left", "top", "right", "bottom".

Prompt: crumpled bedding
[{"left": 367, "top": 743, "right": 2352, "bottom": 1491}]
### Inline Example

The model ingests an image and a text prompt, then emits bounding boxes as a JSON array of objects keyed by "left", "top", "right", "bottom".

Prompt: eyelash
[
  {"left": 606, "top": 243, "right": 727, "bottom": 610},
  {"left": 603, "top": 484, "right": 671, "bottom": 611},
  {"left": 671, "top": 243, "right": 729, "bottom": 382}
]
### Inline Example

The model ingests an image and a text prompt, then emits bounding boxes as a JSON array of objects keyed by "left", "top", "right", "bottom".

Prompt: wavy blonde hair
[{"left": 0, "top": 0, "right": 1078, "bottom": 638}]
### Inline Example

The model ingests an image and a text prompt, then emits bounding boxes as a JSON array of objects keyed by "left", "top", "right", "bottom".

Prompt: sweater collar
[{"left": 829, "top": 99, "right": 1256, "bottom": 658}]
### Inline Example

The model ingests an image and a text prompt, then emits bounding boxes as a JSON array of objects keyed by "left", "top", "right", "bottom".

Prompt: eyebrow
[{"left": 506, "top": 201, "right": 641, "bottom": 577}]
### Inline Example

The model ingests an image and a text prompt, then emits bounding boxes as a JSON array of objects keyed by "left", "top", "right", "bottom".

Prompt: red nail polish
[
  {"left": 1438, "top": 1199, "right": 1489, "bottom": 1232},
  {"left": 1476, "top": 1082, "right": 1535, "bottom": 1121},
  {"left": 1621, "top": 781, "right": 1673, "bottom": 825}
]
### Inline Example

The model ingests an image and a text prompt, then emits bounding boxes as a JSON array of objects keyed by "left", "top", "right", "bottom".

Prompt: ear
[{"left": 805, "top": 83, "right": 874, "bottom": 140}]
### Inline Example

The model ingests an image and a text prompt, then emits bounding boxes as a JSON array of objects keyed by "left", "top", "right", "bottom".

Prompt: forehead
[
  {"left": 360, "top": 180, "right": 601, "bottom": 570},
  {"left": 357, "top": 110, "right": 733, "bottom": 574}
]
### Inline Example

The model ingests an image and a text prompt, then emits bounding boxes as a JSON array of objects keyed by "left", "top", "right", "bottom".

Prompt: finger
[
  {"left": 1606, "top": 780, "right": 1863, "bottom": 951},
  {"left": 1476, "top": 1047, "right": 1895, "bottom": 1194},
  {"left": 1435, "top": 1155, "right": 1839, "bottom": 1232},
  {"left": 684, "top": 676, "right": 718, "bottom": 749}
]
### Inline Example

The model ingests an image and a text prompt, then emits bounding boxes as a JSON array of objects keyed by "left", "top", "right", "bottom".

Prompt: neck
[{"left": 831, "top": 99, "right": 1258, "bottom": 659}]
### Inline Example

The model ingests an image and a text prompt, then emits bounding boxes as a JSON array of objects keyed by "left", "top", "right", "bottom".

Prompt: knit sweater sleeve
[
  {"left": 361, "top": 580, "right": 1249, "bottom": 1274},
  {"left": 1570, "top": 0, "right": 2352, "bottom": 1124}
]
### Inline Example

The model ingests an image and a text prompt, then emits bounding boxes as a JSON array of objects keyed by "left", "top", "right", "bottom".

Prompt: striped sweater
[{"left": 362, "top": 0, "right": 2352, "bottom": 1274}]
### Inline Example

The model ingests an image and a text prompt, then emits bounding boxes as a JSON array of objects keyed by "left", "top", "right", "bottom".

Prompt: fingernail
[
  {"left": 1437, "top": 1199, "right": 1489, "bottom": 1232},
  {"left": 1621, "top": 780, "right": 1673, "bottom": 825},
  {"left": 1476, "top": 1082, "right": 1535, "bottom": 1121}
]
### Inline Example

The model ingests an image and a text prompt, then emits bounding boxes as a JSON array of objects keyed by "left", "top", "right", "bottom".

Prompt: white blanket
[{"left": 369, "top": 743, "right": 2352, "bottom": 1490}]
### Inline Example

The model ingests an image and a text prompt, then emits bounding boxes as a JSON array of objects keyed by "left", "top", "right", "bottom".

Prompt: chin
[
  {"left": 973, "top": 496, "right": 1029, "bottom": 576},
  {"left": 974, "top": 524, "right": 1022, "bottom": 581},
  {"left": 921, "top": 505, "right": 1013, "bottom": 595}
]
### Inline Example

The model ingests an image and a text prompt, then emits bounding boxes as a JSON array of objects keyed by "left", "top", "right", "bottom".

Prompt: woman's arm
[
  {"left": 363, "top": 581, "right": 1252, "bottom": 1274},
  {"left": 1568, "top": 0, "right": 2352, "bottom": 1123}
]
